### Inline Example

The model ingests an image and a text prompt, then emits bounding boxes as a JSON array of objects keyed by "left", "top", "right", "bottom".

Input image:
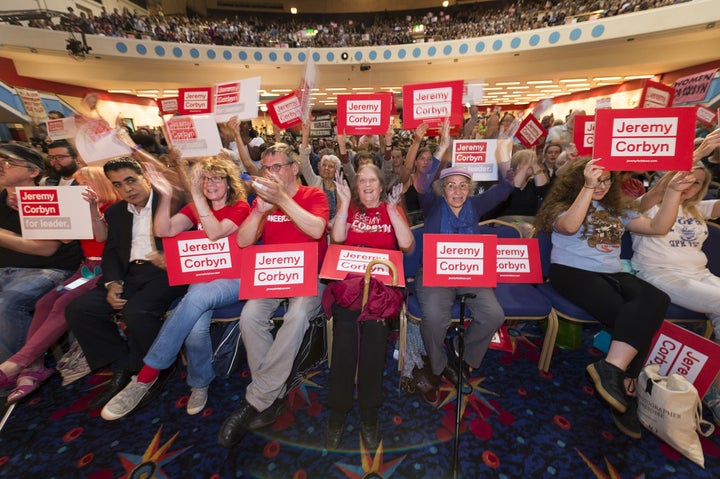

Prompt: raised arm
[
  {"left": 404, "top": 123, "right": 428, "bottom": 173},
  {"left": 554, "top": 159, "right": 602, "bottom": 235},
  {"left": 628, "top": 171, "right": 696, "bottom": 235},
  {"left": 330, "top": 170, "right": 351, "bottom": 244},
  {"left": 144, "top": 162, "right": 193, "bottom": 237},
  {"left": 227, "top": 116, "right": 261, "bottom": 176}
]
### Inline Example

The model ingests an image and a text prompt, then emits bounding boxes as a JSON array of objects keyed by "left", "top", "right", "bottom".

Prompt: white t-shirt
[{"left": 631, "top": 200, "right": 719, "bottom": 274}]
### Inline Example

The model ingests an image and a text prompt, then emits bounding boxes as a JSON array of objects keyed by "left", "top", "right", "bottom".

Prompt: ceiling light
[
  {"left": 483, "top": 87, "right": 504, "bottom": 91},
  {"left": 495, "top": 81, "right": 520, "bottom": 86},
  {"left": 559, "top": 78, "right": 588, "bottom": 83},
  {"left": 535, "top": 85, "right": 559, "bottom": 89},
  {"left": 527, "top": 80, "right": 553, "bottom": 84},
  {"left": 351, "top": 87, "right": 374, "bottom": 91},
  {"left": 136, "top": 89, "right": 160, "bottom": 94},
  {"left": 290, "top": 7, "right": 298, "bottom": 14},
  {"left": 623, "top": 75, "right": 654, "bottom": 80},
  {"left": 271, "top": 89, "right": 293, "bottom": 93},
  {"left": 592, "top": 76, "right": 622, "bottom": 82},
  {"left": 565, "top": 83, "right": 591, "bottom": 87},
  {"left": 326, "top": 88, "right": 348, "bottom": 91},
  {"left": 108, "top": 89, "right": 133, "bottom": 94}
]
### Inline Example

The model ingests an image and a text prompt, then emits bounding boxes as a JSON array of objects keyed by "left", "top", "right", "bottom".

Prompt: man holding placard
[
  {"left": 0, "top": 144, "right": 82, "bottom": 365},
  {"left": 218, "top": 143, "right": 329, "bottom": 448}
]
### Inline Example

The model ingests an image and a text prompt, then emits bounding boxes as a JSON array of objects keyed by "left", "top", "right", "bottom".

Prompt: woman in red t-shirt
[
  {"left": 1, "top": 166, "right": 120, "bottom": 403},
  {"left": 324, "top": 164, "right": 414, "bottom": 450}
]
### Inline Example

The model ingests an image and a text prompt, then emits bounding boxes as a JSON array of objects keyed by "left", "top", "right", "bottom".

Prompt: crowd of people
[
  {"left": 0, "top": 106, "right": 719, "bottom": 450},
  {"left": 12, "top": 0, "right": 691, "bottom": 49}
]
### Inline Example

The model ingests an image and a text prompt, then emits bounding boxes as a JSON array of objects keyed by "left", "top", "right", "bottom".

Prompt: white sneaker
[
  {"left": 101, "top": 376, "right": 156, "bottom": 421},
  {"left": 187, "top": 386, "right": 208, "bottom": 415},
  {"left": 703, "top": 384, "right": 720, "bottom": 426}
]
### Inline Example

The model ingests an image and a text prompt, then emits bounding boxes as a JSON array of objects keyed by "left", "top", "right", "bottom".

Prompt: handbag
[{"left": 637, "top": 364, "right": 715, "bottom": 467}]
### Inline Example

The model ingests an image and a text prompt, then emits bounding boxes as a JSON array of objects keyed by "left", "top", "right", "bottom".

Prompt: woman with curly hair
[
  {"left": 101, "top": 156, "right": 250, "bottom": 421},
  {"left": 534, "top": 157, "right": 694, "bottom": 439}
]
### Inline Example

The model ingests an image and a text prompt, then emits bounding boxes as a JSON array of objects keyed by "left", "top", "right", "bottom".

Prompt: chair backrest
[
  {"left": 703, "top": 222, "right": 720, "bottom": 276},
  {"left": 536, "top": 229, "right": 552, "bottom": 279},
  {"left": 403, "top": 224, "right": 424, "bottom": 280},
  {"left": 477, "top": 219, "right": 523, "bottom": 238}
]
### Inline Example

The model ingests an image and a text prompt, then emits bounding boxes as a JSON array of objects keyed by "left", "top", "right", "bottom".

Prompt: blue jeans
[
  {"left": 144, "top": 279, "right": 240, "bottom": 388},
  {"left": 0, "top": 267, "right": 73, "bottom": 363}
]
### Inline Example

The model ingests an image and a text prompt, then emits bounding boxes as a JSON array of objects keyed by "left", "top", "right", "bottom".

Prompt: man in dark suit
[{"left": 65, "top": 157, "right": 186, "bottom": 410}]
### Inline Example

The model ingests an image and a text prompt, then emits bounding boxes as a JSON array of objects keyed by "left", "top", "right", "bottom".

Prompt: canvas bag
[{"left": 637, "top": 364, "right": 715, "bottom": 467}]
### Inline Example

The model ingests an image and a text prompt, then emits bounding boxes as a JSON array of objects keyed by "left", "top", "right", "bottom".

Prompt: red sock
[{"left": 136, "top": 365, "right": 160, "bottom": 384}]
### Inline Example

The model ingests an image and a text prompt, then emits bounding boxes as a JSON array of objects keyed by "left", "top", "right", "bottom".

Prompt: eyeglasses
[
  {"left": 202, "top": 176, "right": 225, "bottom": 184},
  {"left": 0, "top": 158, "right": 31, "bottom": 169},
  {"left": 260, "top": 162, "right": 293, "bottom": 173},
  {"left": 47, "top": 154, "right": 73, "bottom": 161},
  {"left": 444, "top": 182, "right": 470, "bottom": 192},
  {"left": 596, "top": 177, "right": 613, "bottom": 187}
]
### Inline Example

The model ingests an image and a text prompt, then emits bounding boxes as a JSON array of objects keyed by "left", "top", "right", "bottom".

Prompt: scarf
[{"left": 439, "top": 199, "right": 477, "bottom": 235}]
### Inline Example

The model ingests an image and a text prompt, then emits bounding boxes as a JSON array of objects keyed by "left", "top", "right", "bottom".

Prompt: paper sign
[
  {"left": 46, "top": 117, "right": 78, "bottom": 141},
  {"left": 673, "top": 68, "right": 718, "bottom": 105},
  {"left": 310, "top": 114, "right": 333, "bottom": 137},
  {"left": 592, "top": 107, "right": 696, "bottom": 171},
  {"left": 165, "top": 115, "right": 223, "bottom": 158},
  {"left": 595, "top": 97, "right": 612, "bottom": 110},
  {"left": 638, "top": 80, "right": 674, "bottom": 109},
  {"left": 422, "top": 234, "right": 497, "bottom": 287},
  {"left": 267, "top": 92, "right": 303, "bottom": 129},
  {"left": 178, "top": 87, "right": 213, "bottom": 115},
  {"left": 75, "top": 119, "right": 133, "bottom": 163},
  {"left": 452, "top": 139, "right": 500, "bottom": 181},
  {"left": 162, "top": 230, "right": 242, "bottom": 286},
  {"left": 158, "top": 97, "right": 179, "bottom": 116},
  {"left": 239, "top": 242, "right": 318, "bottom": 299},
  {"left": 213, "top": 77, "right": 261, "bottom": 122},
  {"left": 319, "top": 244, "right": 405, "bottom": 287},
  {"left": 572, "top": 115, "right": 595, "bottom": 156},
  {"left": 16, "top": 186, "right": 93, "bottom": 240},
  {"left": 402, "top": 80, "right": 464, "bottom": 130},
  {"left": 495, "top": 238, "right": 542, "bottom": 283},
  {"left": 645, "top": 320, "right": 720, "bottom": 398},
  {"left": 697, "top": 106, "right": 717, "bottom": 126},
  {"left": 336, "top": 93, "right": 393, "bottom": 135},
  {"left": 16, "top": 88, "right": 47, "bottom": 121},
  {"left": 298, "top": 57, "right": 317, "bottom": 121},
  {"left": 514, "top": 115, "right": 547, "bottom": 148},
  {"left": 462, "top": 83, "right": 484, "bottom": 105}
]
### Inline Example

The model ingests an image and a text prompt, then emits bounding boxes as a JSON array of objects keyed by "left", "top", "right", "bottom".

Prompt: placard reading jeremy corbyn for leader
[
  {"left": 163, "top": 230, "right": 242, "bottom": 286},
  {"left": 178, "top": 87, "right": 213, "bottom": 115},
  {"left": 320, "top": 244, "right": 405, "bottom": 287},
  {"left": 592, "top": 107, "right": 696, "bottom": 171},
  {"left": 336, "top": 93, "right": 393, "bottom": 135},
  {"left": 402, "top": 80, "right": 464, "bottom": 130},
  {"left": 213, "top": 77, "right": 261, "bottom": 123},
  {"left": 495, "top": 238, "right": 542, "bottom": 283},
  {"left": 17, "top": 186, "right": 93, "bottom": 240},
  {"left": 422, "top": 234, "right": 497, "bottom": 287},
  {"left": 451, "top": 140, "right": 500, "bottom": 182},
  {"left": 239, "top": 242, "right": 318, "bottom": 299},
  {"left": 165, "top": 115, "right": 223, "bottom": 158}
]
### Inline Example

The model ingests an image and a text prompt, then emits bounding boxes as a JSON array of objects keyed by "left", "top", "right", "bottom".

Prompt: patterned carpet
[{"left": 1, "top": 321, "right": 719, "bottom": 479}]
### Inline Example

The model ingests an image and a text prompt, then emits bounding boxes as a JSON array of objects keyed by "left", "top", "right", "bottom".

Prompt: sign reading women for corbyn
[
  {"left": 422, "top": 234, "right": 497, "bottom": 287},
  {"left": 163, "top": 230, "right": 242, "bottom": 286},
  {"left": 452, "top": 140, "right": 499, "bottom": 181},
  {"left": 402, "top": 80, "right": 464, "bottom": 130},
  {"left": 336, "top": 93, "right": 393, "bottom": 135},
  {"left": 592, "top": 107, "right": 696, "bottom": 171},
  {"left": 239, "top": 242, "right": 318, "bottom": 299},
  {"left": 17, "top": 186, "right": 93, "bottom": 240},
  {"left": 320, "top": 244, "right": 404, "bottom": 286}
]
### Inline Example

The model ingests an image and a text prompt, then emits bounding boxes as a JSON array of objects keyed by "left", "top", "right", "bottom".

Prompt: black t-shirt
[{"left": 0, "top": 190, "right": 83, "bottom": 270}]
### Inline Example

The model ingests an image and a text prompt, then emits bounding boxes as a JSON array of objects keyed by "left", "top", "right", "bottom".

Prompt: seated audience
[{"left": 533, "top": 157, "right": 694, "bottom": 439}]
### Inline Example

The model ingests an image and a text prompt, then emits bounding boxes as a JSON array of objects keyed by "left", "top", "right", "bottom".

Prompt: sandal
[
  {"left": 0, "top": 370, "right": 19, "bottom": 389},
  {"left": 6, "top": 367, "right": 54, "bottom": 405}
]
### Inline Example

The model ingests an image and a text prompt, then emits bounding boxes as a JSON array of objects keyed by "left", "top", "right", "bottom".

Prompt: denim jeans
[
  {"left": 144, "top": 279, "right": 240, "bottom": 388},
  {"left": 0, "top": 267, "right": 73, "bottom": 363}
]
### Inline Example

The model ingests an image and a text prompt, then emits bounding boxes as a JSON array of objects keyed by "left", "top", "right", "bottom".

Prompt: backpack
[{"left": 210, "top": 320, "right": 244, "bottom": 378}]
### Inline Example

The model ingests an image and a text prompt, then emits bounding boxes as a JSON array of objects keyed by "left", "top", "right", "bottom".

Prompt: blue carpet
[{"left": 1, "top": 321, "right": 719, "bottom": 478}]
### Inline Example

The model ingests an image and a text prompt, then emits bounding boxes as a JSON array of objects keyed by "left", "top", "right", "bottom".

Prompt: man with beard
[{"left": 42, "top": 140, "right": 80, "bottom": 186}]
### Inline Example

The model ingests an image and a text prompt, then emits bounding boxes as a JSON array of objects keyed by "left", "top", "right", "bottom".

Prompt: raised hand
[
  {"left": 143, "top": 162, "right": 173, "bottom": 198},
  {"left": 387, "top": 183, "right": 403, "bottom": 205},
  {"left": 335, "top": 169, "right": 351, "bottom": 207},
  {"left": 583, "top": 159, "right": 604, "bottom": 188}
]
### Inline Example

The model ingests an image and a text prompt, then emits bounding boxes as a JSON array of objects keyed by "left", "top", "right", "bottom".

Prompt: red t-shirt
[
  {"left": 179, "top": 201, "right": 251, "bottom": 229},
  {"left": 344, "top": 203, "right": 403, "bottom": 250},
  {"left": 256, "top": 185, "right": 330, "bottom": 264}
]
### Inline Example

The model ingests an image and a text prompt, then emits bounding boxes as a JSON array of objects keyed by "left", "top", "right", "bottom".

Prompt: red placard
[
  {"left": 162, "top": 231, "right": 242, "bottom": 286},
  {"left": 422, "top": 234, "right": 497, "bottom": 287},
  {"left": 572, "top": 115, "right": 595, "bottom": 157},
  {"left": 514, "top": 115, "right": 547, "bottom": 148},
  {"left": 336, "top": 93, "right": 393, "bottom": 135},
  {"left": 592, "top": 107, "right": 696, "bottom": 171},
  {"left": 178, "top": 87, "right": 213, "bottom": 115},
  {"left": 496, "top": 238, "right": 542, "bottom": 283},
  {"left": 638, "top": 80, "right": 675, "bottom": 109},
  {"left": 158, "top": 97, "right": 179, "bottom": 116},
  {"left": 239, "top": 242, "right": 318, "bottom": 299},
  {"left": 402, "top": 80, "right": 464, "bottom": 130},
  {"left": 673, "top": 68, "right": 718, "bottom": 105},
  {"left": 267, "top": 92, "right": 303, "bottom": 129},
  {"left": 645, "top": 321, "right": 720, "bottom": 398},
  {"left": 319, "top": 244, "right": 405, "bottom": 287},
  {"left": 697, "top": 105, "right": 717, "bottom": 127}
]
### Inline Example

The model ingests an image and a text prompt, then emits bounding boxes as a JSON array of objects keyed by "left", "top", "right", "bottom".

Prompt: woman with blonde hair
[{"left": 0, "top": 166, "right": 120, "bottom": 403}]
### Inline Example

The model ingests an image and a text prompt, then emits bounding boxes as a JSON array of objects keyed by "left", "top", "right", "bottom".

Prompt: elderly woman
[
  {"left": 414, "top": 159, "right": 514, "bottom": 397},
  {"left": 632, "top": 163, "right": 720, "bottom": 425},
  {"left": 324, "top": 164, "right": 413, "bottom": 450},
  {"left": 299, "top": 120, "right": 341, "bottom": 222},
  {"left": 100, "top": 156, "right": 249, "bottom": 421},
  {"left": 534, "top": 158, "right": 694, "bottom": 439}
]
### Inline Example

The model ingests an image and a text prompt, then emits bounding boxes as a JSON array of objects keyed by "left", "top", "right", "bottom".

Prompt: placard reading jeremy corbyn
[
  {"left": 239, "top": 242, "right": 318, "bottom": 299},
  {"left": 592, "top": 107, "right": 696, "bottom": 171},
  {"left": 402, "top": 80, "right": 464, "bottom": 130},
  {"left": 163, "top": 230, "right": 242, "bottom": 286},
  {"left": 336, "top": 93, "right": 393, "bottom": 135},
  {"left": 17, "top": 186, "right": 93, "bottom": 240},
  {"left": 422, "top": 234, "right": 497, "bottom": 287},
  {"left": 320, "top": 244, "right": 405, "bottom": 287}
]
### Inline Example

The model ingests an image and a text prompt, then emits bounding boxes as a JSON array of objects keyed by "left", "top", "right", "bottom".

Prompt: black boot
[
  {"left": 325, "top": 412, "right": 346, "bottom": 450},
  {"left": 360, "top": 408, "right": 380, "bottom": 450},
  {"left": 586, "top": 359, "right": 628, "bottom": 413}
]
